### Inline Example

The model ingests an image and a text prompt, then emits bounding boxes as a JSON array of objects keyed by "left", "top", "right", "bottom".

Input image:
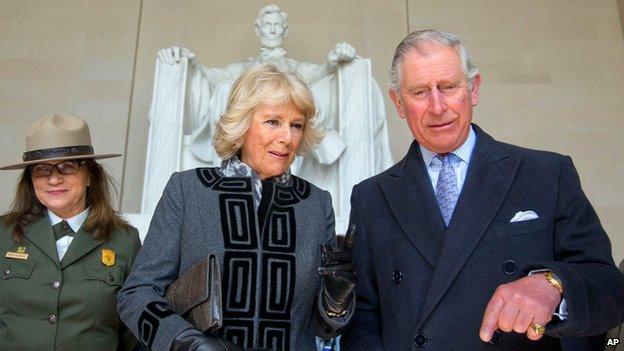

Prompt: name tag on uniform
[{"left": 6, "top": 246, "right": 28, "bottom": 260}]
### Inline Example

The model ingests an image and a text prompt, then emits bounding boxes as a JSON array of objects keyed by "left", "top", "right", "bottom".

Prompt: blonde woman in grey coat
[{"left": 118, "top": 63, "right": 355, "bottom": 351}]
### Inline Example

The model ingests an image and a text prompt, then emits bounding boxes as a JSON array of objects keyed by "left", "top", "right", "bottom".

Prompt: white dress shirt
[{"left": 47, "top": 208, "right": 89, "bottom": 261}]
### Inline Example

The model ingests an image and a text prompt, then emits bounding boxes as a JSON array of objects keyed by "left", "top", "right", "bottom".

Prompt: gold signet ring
[{"left": 530, "top": 323, "right": 545, "bottom": 335}]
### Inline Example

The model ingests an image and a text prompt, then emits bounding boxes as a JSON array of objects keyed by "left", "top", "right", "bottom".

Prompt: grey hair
[
  {"left": 254, "top": 4, "right": 289, "bottom": 38},
  {"left": 389, "top": 29, "right": 479, "bottom": 91}
]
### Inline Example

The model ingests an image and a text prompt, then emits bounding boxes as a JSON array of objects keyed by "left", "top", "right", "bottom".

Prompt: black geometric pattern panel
[
  {"left": 221, "top": 319, "right": 254, "bottom": 349},
  {"left": 274, "top": 187, "right": 298, "bottom": 206},
  {"left": 205, "top": 168, "right": 313, "bottom": 351},
  {"left": 262, "top": 206, "right": 296, "bottom": 253},
  {"left": 292, "top": 176, "right": 310, "bottom": 200},
  {"left": 137, "top": 301, "right": 174, "bottom": 348},
  {"left": 196, "top": 168, "right": 252, "bottom": 193},
  {"left": 196, "top": 168, "right": 221, "bottom": 188},
  {"left": 137, "top": 311, "right": 158, "bottom": 349},
  {"left": 260, "top": 253, "right": 296, "bottom": 319},
  {"left": 259, "top": 321, "right": 291, "bottom": 351},
  {"left": 220, "top": 193, "right": 258, "bottom": 249},
  {"left": 214, "top": 177, "right": 252, "bottom": 192},
  {"left": 222, "top": 252, "right": 257, "bottom": 318}
]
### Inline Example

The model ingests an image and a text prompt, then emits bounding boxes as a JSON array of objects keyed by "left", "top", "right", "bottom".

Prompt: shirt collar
[
  {"left": 47, "top": 208, "right": 89, "bottom": 233},
  {"left": 420, "top": 125, "right": 477, "bottom": 167}
]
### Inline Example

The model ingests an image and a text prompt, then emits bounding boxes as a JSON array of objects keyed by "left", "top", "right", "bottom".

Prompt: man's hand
[
  {"left": 157, "top": 46, "right": 195, "bottom": 65},
  {"left": 479, "top": 274, "right": 562, "bottom": 342},
  {"left": 327, "top": 42, "right": 357, "bottom": 67}
]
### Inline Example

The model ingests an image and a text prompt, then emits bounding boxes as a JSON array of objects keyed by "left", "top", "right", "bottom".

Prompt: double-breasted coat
[
  {"left": 0, "top": 215, "right": 141, "bottom": 351},
  {"left": 341, "top": 125, "right": 624, "bottom": 350}
]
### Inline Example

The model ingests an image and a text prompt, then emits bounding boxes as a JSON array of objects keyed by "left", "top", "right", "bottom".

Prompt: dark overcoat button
[
  {"left": 52, "top": 280, "right": 61, "bottom": 289},
  {"left": 392, "top": 270, "right": 402, "bottom": 284},
  {"left": 413, "top": 332, "right": 428, "bottom": 348},
  {"left": 502, "top": 260, "right": 517, "bottom": 275}
]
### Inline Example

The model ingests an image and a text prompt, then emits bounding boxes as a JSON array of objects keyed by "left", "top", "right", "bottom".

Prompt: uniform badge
[
  {"left": 101, "top": 249, "right": 115, "bottom": 267},
  {"left": 5, "top": 246, "right": 28, "bottom": 260}
]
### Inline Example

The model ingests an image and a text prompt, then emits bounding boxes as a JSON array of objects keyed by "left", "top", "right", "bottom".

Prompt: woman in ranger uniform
[
  {"left": 117, "top": 63, "right": 356, "bottom": 351},
  {"left": 0, "top": 114, "right": 141, "bottom": 350}
]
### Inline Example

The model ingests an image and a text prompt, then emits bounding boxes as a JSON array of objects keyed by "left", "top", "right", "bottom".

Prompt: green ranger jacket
[{"left": 0, "top": 215, "right": 141, "bottom": 351}]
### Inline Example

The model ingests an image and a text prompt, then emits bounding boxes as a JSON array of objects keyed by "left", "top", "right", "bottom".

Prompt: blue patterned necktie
[{"left": 435, "top": 154, "right": 459, "bottom": 226}]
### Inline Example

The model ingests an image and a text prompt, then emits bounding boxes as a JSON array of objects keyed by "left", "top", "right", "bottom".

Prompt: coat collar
[
  {"left": 23, "top": 215, "right": 103, "bottom": 269},
  {"left": 379, "top": 139, "right": 446, "bottom": 269},
  {"left": 23, "top": 216, "right": 60, "bottom": 267},
  {"left": 59, "top": 224, "right": 102, "bottom": 269}
]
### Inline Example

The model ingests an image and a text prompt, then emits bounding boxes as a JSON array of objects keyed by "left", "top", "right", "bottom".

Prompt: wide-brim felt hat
[{"left": 0, "top": 114, "right": 121, "bottom": 170}]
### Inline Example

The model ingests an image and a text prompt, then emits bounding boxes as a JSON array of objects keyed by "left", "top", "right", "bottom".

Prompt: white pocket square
[{"left": 510, "top": 210, "right": 539, "bottom": 222}]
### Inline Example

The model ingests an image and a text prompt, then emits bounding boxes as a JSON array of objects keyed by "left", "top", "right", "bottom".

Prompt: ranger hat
[{"left": 0, "top": 114, "right": 120, "bottom": 170}]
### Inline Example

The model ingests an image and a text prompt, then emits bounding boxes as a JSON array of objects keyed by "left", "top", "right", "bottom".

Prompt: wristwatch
[{"left": 543, "top": 271, "right": 563, "bottom": 295}]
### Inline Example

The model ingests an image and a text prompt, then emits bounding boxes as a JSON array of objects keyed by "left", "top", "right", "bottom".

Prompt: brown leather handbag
[{"left": 165, "top": 255, "right": 223, "bottom": 332}]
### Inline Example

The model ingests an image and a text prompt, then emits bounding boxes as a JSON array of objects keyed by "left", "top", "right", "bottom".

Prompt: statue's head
[{"left": 254, "top": 4, "right": 289, "bottom": 49}]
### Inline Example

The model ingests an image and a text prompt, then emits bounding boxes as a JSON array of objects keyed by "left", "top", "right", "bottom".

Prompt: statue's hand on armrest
[
  {"left": 311, "top": 129, "right": 346, "bottom": 165},
  {"left": 327, "top": 42, "right": 357, "bottom": 67},
  {"left": 158, "top": 46, "right": 196, "bottom": 65}
]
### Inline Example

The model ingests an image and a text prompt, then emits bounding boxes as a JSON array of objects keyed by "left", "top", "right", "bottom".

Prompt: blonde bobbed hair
[{"left": 213, "top": 62, "right": 321, "bottom": 159}]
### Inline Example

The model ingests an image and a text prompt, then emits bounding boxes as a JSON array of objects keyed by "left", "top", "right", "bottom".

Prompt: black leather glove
[
  {"left": 171, "top": 329, "right": 243, "bottom": 351},
  {"left": 318, "top": 224, "right": 357, "bottom": 316}
]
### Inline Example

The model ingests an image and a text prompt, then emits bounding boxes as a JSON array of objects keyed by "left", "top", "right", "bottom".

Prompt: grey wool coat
[{"left": 118, "top": 168, "right": 346, "bottom": 351}]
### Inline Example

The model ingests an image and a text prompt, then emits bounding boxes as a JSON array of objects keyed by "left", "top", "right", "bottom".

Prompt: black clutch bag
[{"left": 165, "top": 255, "right": 223, "bottom": 332}]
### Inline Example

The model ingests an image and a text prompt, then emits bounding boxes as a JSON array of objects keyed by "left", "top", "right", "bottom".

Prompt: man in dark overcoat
[{"left": 341, "top": 29, "right": 624, "bottom": 350}]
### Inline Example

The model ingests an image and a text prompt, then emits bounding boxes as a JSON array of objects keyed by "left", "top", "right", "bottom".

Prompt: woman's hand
[{"left": 318, "top": 225, "right": 357, "bottom": 316}]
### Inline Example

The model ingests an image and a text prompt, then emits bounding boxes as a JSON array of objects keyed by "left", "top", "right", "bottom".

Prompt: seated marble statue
[{"left": 145, "top": 4, "right": 392, "bottom": 231}]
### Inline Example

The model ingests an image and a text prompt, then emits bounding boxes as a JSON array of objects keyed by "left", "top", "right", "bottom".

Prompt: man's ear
[
  {"left": 470, "top": 74, "right": 481, "bottom": 106},
  {"left": 389, "top": 88, "right": 405, "bottom": 119}
]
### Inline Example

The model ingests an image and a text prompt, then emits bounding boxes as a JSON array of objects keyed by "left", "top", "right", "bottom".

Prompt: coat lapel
[
  {"left": 379, "top": 141, "right": 445, "bottom": 269},
  {"left": 417, "top": 126, "right": 521, "bottom": 328},
  {"left": 60, "top": 226, "right": 102, "bottom": 269},
  {"left": 23, "top": 216, "right": 60, "bottom": 266}
]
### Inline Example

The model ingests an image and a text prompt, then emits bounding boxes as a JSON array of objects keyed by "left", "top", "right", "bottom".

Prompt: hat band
[{"left": 22, "top": 145, "right": 94, "bottom": 162}]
